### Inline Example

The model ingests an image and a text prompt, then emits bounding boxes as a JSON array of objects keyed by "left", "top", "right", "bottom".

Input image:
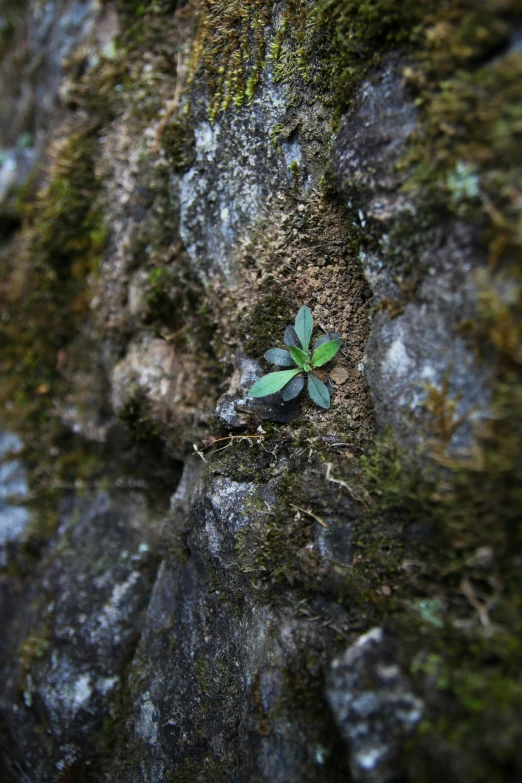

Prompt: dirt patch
[{"left": 206, "top": 186, "right": 376, "bottom": 448}]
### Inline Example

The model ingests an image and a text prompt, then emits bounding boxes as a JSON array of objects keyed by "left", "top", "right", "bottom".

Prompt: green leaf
[
  {"left": 282, "top": 373, "right": 305, "bottom": 401},
  {"left": 311, "top": 339, "right": 341, "bottom": 367},
  {"left": 289, "top": 345, "right": 309, "bottom": 368},
  {"left": 264, "top": 348, "right": 295, "bottom": 366},
  {"left": 284, "top": 325, "right": 301, "bottom": 349},
  {"left": 312, "top": 332, "right": 341, "bottom": 352},
  {"left": 294, "top": 305, "right": 313, "bottom": 352},
  {"left": 248, "top": 368, "right": 301, "bottom": 398},
  {"left": 308, "top": 374, "right": 330, "bottom": 408}
]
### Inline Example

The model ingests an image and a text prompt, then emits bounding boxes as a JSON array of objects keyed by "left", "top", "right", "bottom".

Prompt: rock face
[
  {"left": 332, "top": 58, "right": 492, "bottom": 454},
  {"left": 0, "top": 0, "right": 102, "bottom": 205},
  {"left": 0, "top": 2, "right": 521, "bottom": 782},
  {"left": 0, "top": 429, "right": 32, "bottom": 569},
  {"left": 179, "top": 96, "right": 290, "bottom": 281},
  {"left": 327, "top": 628, "right": 424, "bottom": 783},
  {"left": 1, "top": 482, "right": 168, "bottom": 781},
  {"left": 114, "top": 475, "right": 331, "bottom": 783}
]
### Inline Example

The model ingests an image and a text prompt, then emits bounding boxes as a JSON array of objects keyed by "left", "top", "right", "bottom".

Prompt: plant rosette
[{"left": 248, "top": 305, "right": 342, "bottom": 409}]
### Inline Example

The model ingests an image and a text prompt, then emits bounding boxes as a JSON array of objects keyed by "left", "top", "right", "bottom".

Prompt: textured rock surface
[
  {"left": 332, "top": 58, "right": 492, "bottom": 454},
  {"left": 0, "top": 428, "right": 31, "bottom": 568},
  {"left": 0, "top": 1, "right": 521, "bottom": 782},
  {"left": 215, "top": 351, "right": 302, "bottom": 426},
  {"left": 1, "top": 485, "right": 167, "bottom": 781},
  {"left": 327, "top": 628, "right": 424, "bottom": 783},
  {"left": 179, "top": 95, "right": 289, "bottom": 281},
  {"left": 100, "top": 466, "right": 356, "bottom": 782},
  {"left": 0, "top": 0, "right": 103, "bottom": 209}
]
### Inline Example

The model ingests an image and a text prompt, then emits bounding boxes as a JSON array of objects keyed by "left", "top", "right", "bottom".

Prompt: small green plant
[{"left": 248, "top": 306, "right": 342, "bottom": 409}]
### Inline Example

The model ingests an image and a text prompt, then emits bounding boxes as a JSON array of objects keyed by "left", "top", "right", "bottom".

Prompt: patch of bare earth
[{"left": 207, "top": 187, "right": 376, "bottom": 449}]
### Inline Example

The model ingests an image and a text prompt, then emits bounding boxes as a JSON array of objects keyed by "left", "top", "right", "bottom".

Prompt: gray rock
[
  {"left": 97, "top": 468, "right": 354, "bottom": 782},
  {"left": 327, "top": 628, "right": 424, "bottom": 783},
  {"left": 0, "top": 428, "right": 31, "bottom": 568},
  {"left": 178, "top": 22, "right": 330, "bottom": 283},
  {"left": 111, "top": 334, "right": 180, "bottom": 415},
  {"left": 332, "top": 57, "right": 492, "bottom": 454},
  {"left": 0, "top": 3, "right": 517, "bottom": 782},
  {"left": 363, "top": 300, "right": 492, "bottom": 455},
  {"left": 2, "top": 488, "right": 163, "bottom": 781},
  {"left": 332, "top": 56, "right": 418, "bottom": 205},
  {"left": 216, "top": 351, "right": 302, "bottom": 426},
  {"left": 0, "top": 0, "right": 103, "bottom": 167}
]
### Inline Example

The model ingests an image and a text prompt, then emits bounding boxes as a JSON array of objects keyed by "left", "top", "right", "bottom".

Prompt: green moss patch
[
  {"left": 0, "top": 129, "right": 107, "bottom": 442},
  {"left": 189, "top": 0, "right": 273, "bottom": 119}
]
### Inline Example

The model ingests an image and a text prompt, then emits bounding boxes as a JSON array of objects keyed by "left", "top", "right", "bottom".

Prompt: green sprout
[{"left": 248, "top": 306, "right": 342, "bottom": 409}]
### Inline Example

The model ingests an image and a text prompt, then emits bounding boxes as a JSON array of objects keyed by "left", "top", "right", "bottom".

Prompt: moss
[
  {"left": 164, "top": 757, "right": 231, "bottom": 783},
  {"left": 404, "top": 629, "right": 522, "bottom": 781},
  {"left": 194, "top": 656, "right": 213, "bottom": 697},
  {"left": 0, "top": 128, "right": 109, "bottom": 553},
  {"left": 119, "top": 390, "right": 164, "bottom": 446},
  {"left": 160, "top": 117, "right": 196, "bottom": 172},
  {"left": 339, "top": 413, "right": 522, "bottom": 780},
  {"left": 186, "top": 0, "right": 317, "bottom": 120},
  {"left": 105, "top": 0, "right": 198, "bottom": 133},
  {"left": 401, "top": 12, "right": 522, "bottom": 609},
  {"left": 229, "top": 442, "right": 362, "bottom": 599},
  {"left": 235, "top": 496, "right": 323, "bottom": 592},
  {"left": 314, "top": 0, "right": 517, "bottom": 117},
  {"left": 359, "top": 432, "right": 431, "bottom": 511},
  {"left": 0, "top": 130, "right": 106, "bottom": 422},
  {"left": 318, "top": 0, "right": 423, "bottom": 49},
  {"left": 314, "top": 0, "right": 522, "bottom": 610},
  {"left": 223, "top": 385, "right": 522, "bottom": 778},
  {"left": 18, "top": 621, "right": 52, "bottom": 680},
  {"left": 167, "top": 535, "right": 190, "bottom": 564},
  {"left": 288, "top": 158, "right": 300, "bottom": 177},
  {"left": 127, "top": 1, "right": 522, "bottom": 778},
  {"left": 269, "top": 1, "right": 310, "bottom": 86},
  {"left": 243, "top": 288, "right": 294, "bottom": 356},
  {"left": 1, "top": 2, "right": 520, "bottom": 780},
  {"left": 403, "top": 45, "right": 522, "bottom": 212},
  {"left": 142, "top": 262, "right": 210, "bottom": 342},
  {"left": 117, "top": 0, "right": 181, "bottom": 39},
  {"left": 333, "top": 0, "right": 522, "bottom": 594},
  {"left": 29, "top": 135, "right": 107, "bottom": 279},
  {"left": 189, "top": 0, "right": 273, "bottom": 120},
  {"left": 270, "top": 653, "right": 353, "bottom": 779},
  {"left": 66, "top": 48, "right": 129, "bottom": 127},
  {"left": 121, "top": 0, "right": 149, "bottom": 18}
]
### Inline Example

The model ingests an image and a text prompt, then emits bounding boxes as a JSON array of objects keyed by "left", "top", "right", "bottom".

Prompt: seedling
[{"left": 248, "top": 306, "right": 342, "bottom": 409}]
